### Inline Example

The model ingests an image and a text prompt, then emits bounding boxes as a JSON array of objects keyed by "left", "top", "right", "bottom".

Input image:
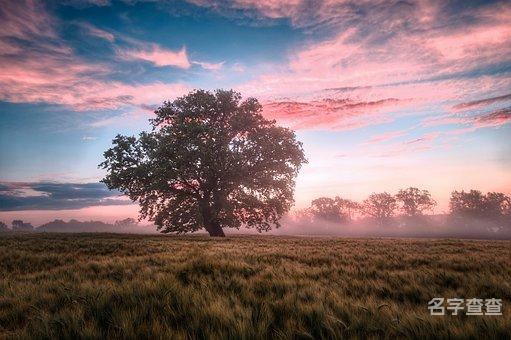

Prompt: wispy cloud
[
  {"left": 118, "top": 44, "right": 191, "bottom": 68},
  {"left": 0, "top": 1, "right": 189, "bottom": 111},
  {"left": 365, "top": 130, "right": 409, "bottom": 144},
  {"left": 350, "top": 132, "right": 442, "bottom": 159},
  {"left": 192, "top": 60, "right": 225, "bottom": 71},
  {"left": 118, "top": 43, "right": 225, "bottom": 71},
  {"left": 79, "top": 22, "right": 115, "bottom": 42},
  {"left": 235, "top": 1, "right": 511, "bottom": 131},
  {"left": 422, "top": 107, "right": 511, "bottom": 132},
  {"left": 474, "top": 107, "right": 511, "bottom": 128},
  {"left": 452, "top": 93, "right": 511, "bottom": 112},
  {"left": 262, "top": 97, "right": 405, "bottom": 130}
]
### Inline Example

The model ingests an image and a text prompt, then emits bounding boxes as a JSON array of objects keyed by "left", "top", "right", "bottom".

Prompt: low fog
[
  {"left": 273, "top": 214, "right": 511, "bottom": 239},
  {"left": 2, "top": 188, "right": 509, "bottom": 239},
  {"left": 1, "top": 214, "right": 510, "bottom": 240}
]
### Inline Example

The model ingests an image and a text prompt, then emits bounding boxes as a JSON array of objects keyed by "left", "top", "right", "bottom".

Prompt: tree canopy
[
  {"left": 362, "top": 192, "right": 397, "bottom": 226},
  {"left": 308, "top": 196, "right": 360, "bottom": 223},
  {"left": 309, "top": 197, "right": 344, "bottom": 223},
  {"left": 100, "top": 89, "right": 307, "bottom": 236},
  {"left": 450, "top": 190, "right": 510, "bottom": 220},
  {"left": 395, "top": 187, "right": 436, "bottom": 216}
]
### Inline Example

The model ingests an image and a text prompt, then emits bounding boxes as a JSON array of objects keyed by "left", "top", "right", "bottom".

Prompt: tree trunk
[
  {"left": 200, "top": 199, "right": 226, "bottom": 237},
  {"left": 205, "top": 220, "right": 225, "bottom": 237}
]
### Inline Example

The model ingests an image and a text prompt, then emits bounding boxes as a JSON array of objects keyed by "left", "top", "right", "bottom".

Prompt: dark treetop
[{"left": 100, "top": 90, "right": 307, "bottom": 236}]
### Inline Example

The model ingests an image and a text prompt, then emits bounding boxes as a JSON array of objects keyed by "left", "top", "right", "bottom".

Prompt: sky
[{"left": 0, "top": 0, "right": 510, "bottom": 225}]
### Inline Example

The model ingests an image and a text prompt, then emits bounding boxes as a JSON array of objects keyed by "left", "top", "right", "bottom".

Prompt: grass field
[{"left": 0, "top": 233, "right": 510, "bottom": 339}]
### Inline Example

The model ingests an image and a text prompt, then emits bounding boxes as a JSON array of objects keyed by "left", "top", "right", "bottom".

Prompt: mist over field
[
  {"left": 2, "top": 213, "right": 510, "bottom": 239},
  {"left": 3, "top": 185, "right": 510, "bottom": 239},
  {"left": 277, "top": 216, "right": 511, "bottom": 239}
]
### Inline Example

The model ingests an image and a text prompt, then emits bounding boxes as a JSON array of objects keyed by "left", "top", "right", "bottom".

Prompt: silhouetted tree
[
  {"left": 363, "top": 192, "right": 397, "bottom": 226},
  {"left": 309, "top": 197, "right": 345, "bottom": 222},
  {"left": 335, "top": 197, "right": 361, "bottom": 222},
  {"left": 100, "top": 90, "right": 307, "bottom": 236},
  {"left": 11, "top": 220, "right": 34, "bottom": 232},
  {"left": 395, "top": 187, "right": 436, "bottom": 216},
  {"left": 484, "top": 192, "right": 511, "bottom": 220},
  {"left": 291, "top": 208, "right": 314, "bottom": 223},
  {"left": 450, "top": 190, "right": 510, "bottom": 220},
  {"left": 0, "top": 221, "right": 9, "bottom": 232},
  {"left": 38, "top": 219, "right": 118, "bottom": 233},
  {"left": 308, "top": 196, "right": 361, "bottom": 223},
  {"left": 450, "top": 190, "right": 485, "bottom": 218},
  {"left": 114, "top": 218, "right": 138, "bottom": 228}
]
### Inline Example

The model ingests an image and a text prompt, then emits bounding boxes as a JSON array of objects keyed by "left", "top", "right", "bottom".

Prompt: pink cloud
[
  {"left": 0, "top": 1, "right": 190, "bottom": 111},
  {"left": 117, "top": 42, "right": 224, "bottom": 71},
  {"left": 451, "top": 93, "right": 511, "bottom": 112},
  {"left": 422, "top": 107, "right": 511, "bottom": 134},
  {"left": 428, "top": 23, "right": 511, "bottom": 62},
  {"left": 365, "top": 130, "right": 409, "bottom": 144},
  {"left": 234, "top": 1, "right": 511, "bottom": 131},
  {"left": 254, "top": 13, "right": 510, "bottom": 93},
  {"left": 0, "top": 0, "right": 56, "bottom": 40},
  {"left": 74, "top": 82, "right": 191, "bottom": 111},
  {"left": 189, "top": 0, "right": 403, "bottom": 30},
  {"left": 474, "top": 107, "right": 511, "bottom": 128},
  {"left": 352, "top": 132, "right": 442, "bottom": 159},
  {"left": 421, "top": 116, "right": 467, "bottom": 128},
  {"left": 0, "top": 52, "right": 190, "bottom": 111},
  {"left": 262, "top": 97, "right": 405, "bottom": 131},
  {"left": 79, "top": 22, "right": 115, "bottom": 42},
  {"left": 119, "top": 44, "right": 191, "bottom": 68}
]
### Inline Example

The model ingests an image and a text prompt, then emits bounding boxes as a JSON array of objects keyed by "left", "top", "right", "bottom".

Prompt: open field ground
[{"left": 0, "top": 233, "right": 510, "bottom": 339}]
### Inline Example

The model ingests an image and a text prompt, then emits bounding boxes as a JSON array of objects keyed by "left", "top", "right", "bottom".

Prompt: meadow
[{"left": 0, "top": 233, "right": 509, "bottom": 339}]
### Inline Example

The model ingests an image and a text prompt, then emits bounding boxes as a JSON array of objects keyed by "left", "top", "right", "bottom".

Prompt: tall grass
[{"left": 0, "top": 233, "right": 509, "bottom": 338}]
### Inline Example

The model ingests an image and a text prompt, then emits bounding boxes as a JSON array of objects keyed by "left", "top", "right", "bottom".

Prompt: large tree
[{"left": 100, "top": 90, "right": 307, "bottom": 236}]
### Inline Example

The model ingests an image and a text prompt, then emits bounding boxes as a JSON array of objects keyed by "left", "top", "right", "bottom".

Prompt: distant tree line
[
  {"left": 1, "top": 189, "right": 509, "bottom": 236},
  {"left": 0, "top": 220, "right": 35, "bottom": 232},
  {"left": 304, "top": 188, "right": 510, "bottom": 228},
  {"left": 0, "top": 218, "right": 139, "bottom": 233}
]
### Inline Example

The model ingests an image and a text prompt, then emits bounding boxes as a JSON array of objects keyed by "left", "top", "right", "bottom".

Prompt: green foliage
[
  {"left": 1, "top": 234, "right": 510, "bottom": 338},
  {"left": 100, "top": 90, "right": 307, "bottom": 236}
]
